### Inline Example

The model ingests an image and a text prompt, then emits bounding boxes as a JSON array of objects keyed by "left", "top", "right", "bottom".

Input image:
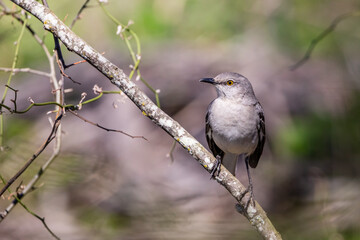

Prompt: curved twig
[
  {"left": 290, "top": 11, "right": 360, "bottom": 71},
  {"left": 99, "top": 3, "right": 161, "bottom": 108},
  {"left": 68, "top": 110, "right": 148, "bottom": 140}
]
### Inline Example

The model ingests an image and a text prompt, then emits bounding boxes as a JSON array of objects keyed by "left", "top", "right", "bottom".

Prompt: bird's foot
[
  {"left": 210, "top": 155, "right": 222, "bottom": 179},
  {"left": 239, "top": 184, "right": 255, "bottom": 211}
]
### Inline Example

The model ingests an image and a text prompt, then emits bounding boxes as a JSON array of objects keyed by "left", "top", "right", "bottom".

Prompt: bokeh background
[{"left": 1, "top": 0, "right": 360, "bottom": 239}]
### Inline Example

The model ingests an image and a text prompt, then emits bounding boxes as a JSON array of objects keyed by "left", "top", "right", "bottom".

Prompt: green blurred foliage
[
  {"left": 2, "top": 117, "right": 32, "bottom": 140},
  {"left": 342, "top": 228, "right": 360, "bottom": 240},
  {"left": 78, "top": 207, "right": 133, "bottom": 236},
  {"left": 104, "top": 0, "right": 254, "bottom": 41},
  {"left": 0, "top": 16, "right": 54, "bottom": 69},
  {"left": 276, "top": 114, "right": 332, "bottom": 159},
  {"left": 1, "top": 0, "right": 356, "bottom": 66},
  {"left": 134, "top": 1, "right": 173, "bottom": 38},
  {"left": 269, "top": 1, "right": 349, "bottom": 58},
  {"left": 276, "top": 93, "right": 360, "bottom": 166}
]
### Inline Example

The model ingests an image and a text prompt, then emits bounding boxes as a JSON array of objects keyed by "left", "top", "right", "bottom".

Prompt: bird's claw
[
  {"left": 210, "top": 155, "right": 222, "bottom": 179},
  {"left": 237, "top": 184, "right": 255, "bottom": 211}
]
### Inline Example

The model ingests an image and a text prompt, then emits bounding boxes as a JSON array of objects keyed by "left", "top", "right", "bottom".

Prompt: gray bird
[{"left": 200, "top": 72, "right": 265, "bottom": 204}]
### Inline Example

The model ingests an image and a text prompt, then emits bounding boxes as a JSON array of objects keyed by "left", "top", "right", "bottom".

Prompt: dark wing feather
[
  {"left": 205, "top": 108, "right": 224, "bottom": 159},
  {"left": 249, "top": 103, "right": 266, "bottom": 168}
]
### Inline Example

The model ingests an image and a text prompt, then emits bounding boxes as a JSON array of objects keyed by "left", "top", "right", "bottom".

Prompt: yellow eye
[{"left": 226, "top": 80, "right": 234, "bottom": 86}]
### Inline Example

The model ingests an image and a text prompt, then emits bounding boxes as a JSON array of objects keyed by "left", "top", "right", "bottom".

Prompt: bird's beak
[{"left": 200, "top": 78, "right": 215, "bottom": 84}]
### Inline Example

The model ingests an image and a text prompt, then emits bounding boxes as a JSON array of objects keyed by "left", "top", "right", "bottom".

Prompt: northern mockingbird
[{"left": 200, "top": 72, "right": 265, "bottom": 205}]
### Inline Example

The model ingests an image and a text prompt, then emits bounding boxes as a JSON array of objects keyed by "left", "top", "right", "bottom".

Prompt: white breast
[{"left": 209, "top": 98, "right": 259, "bottom": 155}]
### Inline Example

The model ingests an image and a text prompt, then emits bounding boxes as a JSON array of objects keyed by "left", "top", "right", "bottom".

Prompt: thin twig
[
  {"left": 0, "top": 112, "right": 63, "bottom": 198},
  {"left": 0, "top": 67, "right": 51, "bottom": 77},
  {"left": 52, "top": 39, "right": 65, "bottom": 71},
  {"left": 54, "top": 55, "right": 81, "bottom": 85},
  {"left": 70, "top": 0, "right": 90, "bottom": 29},
  {"left": 0, "top": 175, "right": 61, "bottom": 240},
  {"left": 0, "top": 103, "right": 11, "bottom": 112},
  {"left": 65, "top": 59, "right": 86, "bottom": 68},
  {"left": 290, "top": 11, "right": 360, "bottom": 71},
  {"left": 68, "top": 110, "right": 148, "bottom": 140},
  {"left": 10, "top": 101, "right": 66, "bottom": 114},
  {"left": 55, "top": 0, "right": 90, "bottom": 72},
  {"left": 0, "top": 17, "right": 26, "bottom": 105},
  {"left": 42, "top": 0, "right": 79, "bottom": 85},
  {"left": 99, "top": 3, "right": 161, "bottom": 108},
  {"left": 5, "top": 85, "right": 18, "bottom": 112},
  {"left": 0, "top": 16, "right": 27, "bottom": 147},
  {"left": 0, "top": 90, "right": 123, "bottom": 114},
  {"left": 167, "top": 140, "right": 176, "bottom": 162}
]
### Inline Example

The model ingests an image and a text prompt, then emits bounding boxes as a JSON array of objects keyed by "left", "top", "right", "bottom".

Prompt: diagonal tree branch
[{"left": 9, "top": 0, "right": 281, "bottom": 239}]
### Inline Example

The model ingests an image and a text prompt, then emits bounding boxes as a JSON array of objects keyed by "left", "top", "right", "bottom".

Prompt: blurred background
[{"left": 1, "top": 0, "right": 360, "bottom": 239}]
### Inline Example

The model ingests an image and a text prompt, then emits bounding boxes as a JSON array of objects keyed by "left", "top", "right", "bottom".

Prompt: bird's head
[{"left": 200, "top": 72, "right": 256, "bottom": 100}]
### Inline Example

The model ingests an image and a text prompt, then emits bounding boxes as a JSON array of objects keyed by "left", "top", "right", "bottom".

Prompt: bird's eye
[{"left": 226, "top": 80, "right": 234, "bottom": 86}]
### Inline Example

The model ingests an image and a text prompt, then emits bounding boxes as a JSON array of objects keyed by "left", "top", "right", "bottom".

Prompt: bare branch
[
  {"left": 10, "top": 1, "right": 282, "bottom": 238},
  {"left": 0, "top": 112, "right": 63, "bottom": 198},
  {"left": 70, "top": 0, "right": 90, "bottom": 29},
  {"left": 41, "top": 0, "right": 80, "bottom": 85},
  {"left": 54, "top": 53, "right": 81, "bottom": 85},
  {"left": 290, "top": 11, "right": 360, "bottom": 71},
  {"left": 5, "top": 84, "right": 18, "bottom": 112},
  {"left": 0, "top": 90, "right": 127, "bottom": 114},
  {"left": 0, "top": 67, "right": 51, "bottom": 77},
  {"left": 0, "top": 176, "right": 61, "bottom": 240},
  {"left": 65, "top": 59, "right": 86, "bottom": 68},
  {"left": 0, "top": 145, "right": 59, "bottom": 220},
  {"left": 68, "top": 110, "right": 148, "bottom": 140}
]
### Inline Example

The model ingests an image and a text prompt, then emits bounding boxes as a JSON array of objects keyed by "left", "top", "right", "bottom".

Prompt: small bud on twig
[
  {"left": 93, "top": 84, "right": 103, "bottom": 95},
  {"left": 77, "top": 92, "right": 87, "bottom": 110},
  {"left": 127, "top": 20, "right": 134, "bottom": 26},
  {"left": 116, "top": 25, "right": 122, "bottom": 35}
]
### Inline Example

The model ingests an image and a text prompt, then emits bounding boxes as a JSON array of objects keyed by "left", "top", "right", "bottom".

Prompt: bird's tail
[{"left": 222, "top": 153, "right": 238, "bottom": 176}]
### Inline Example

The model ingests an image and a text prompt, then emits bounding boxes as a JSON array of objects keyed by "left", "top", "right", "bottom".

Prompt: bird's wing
[
  {"left": 205, "top": 108, "right": 224, "bottom": 159},
  {"left": 249, "top": 102, "right": 266, "bottom": 168}
]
